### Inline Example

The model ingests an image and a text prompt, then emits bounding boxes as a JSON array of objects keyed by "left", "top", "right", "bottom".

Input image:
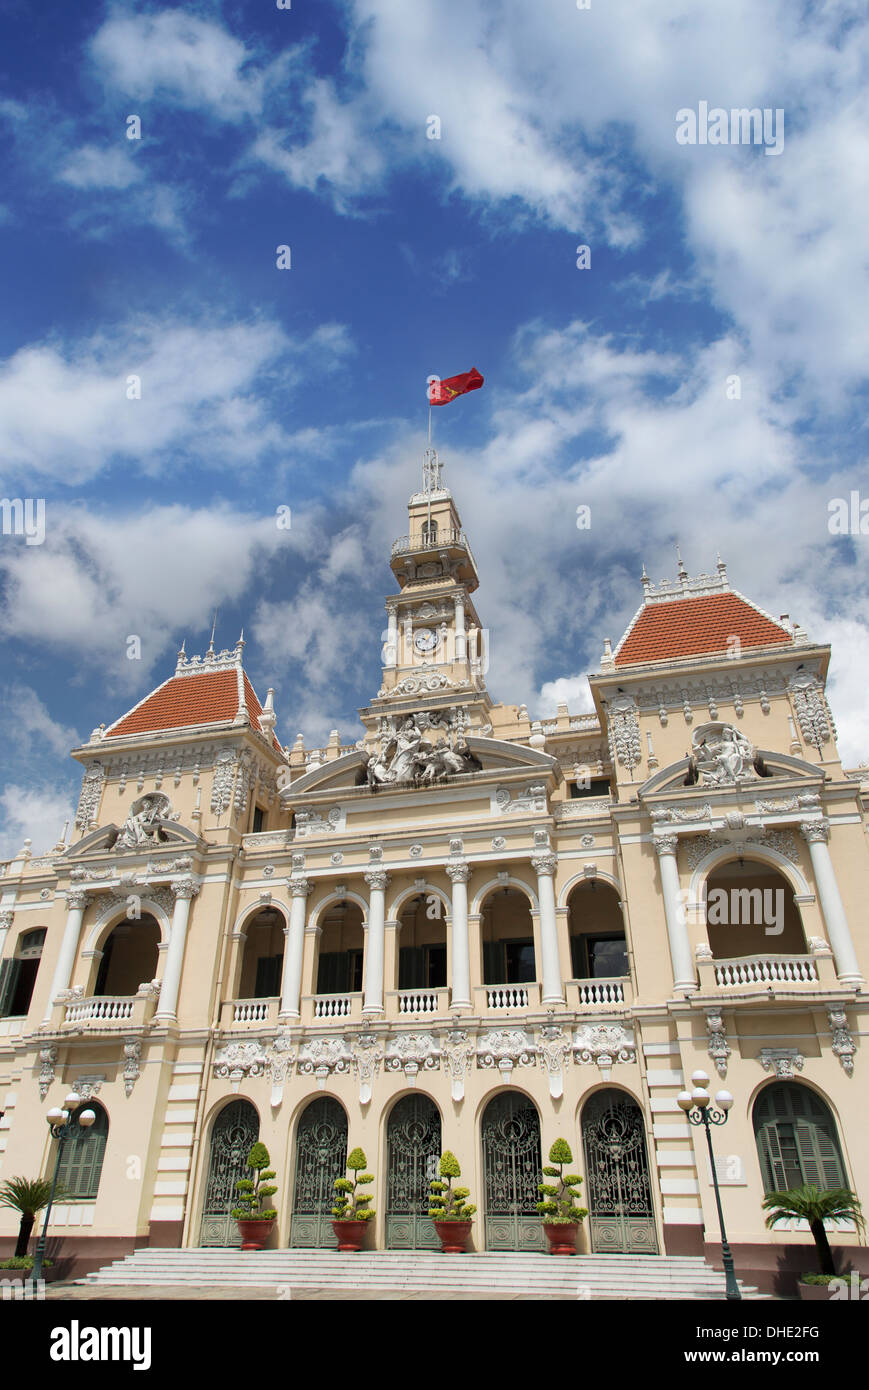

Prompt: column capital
[
  {"left": 0, "top": 909, "right": 14, "bottom": 930},
  {"left": 653, "top": 834, "right": 679, "bottom": 857},
  {"left": 289, "top": 876, "right": 313, "bottom": 898},
  {"left": 364, "top": 869, "right": 390, "bottom": 892},
  {"left": 800, "top": 818, "right": 830, "bottom": 845},
  {"left": 172, "top": 876, "right": 201, "bottom": 901},
  {"left": 64, "top": 888, "right": 90, "bottom": 912},
  {"left": 446, "top": 862, "right": 471, "bottom": 884},
  {"left": 531, "top": 853, "right": 558, "bottom": 877}
]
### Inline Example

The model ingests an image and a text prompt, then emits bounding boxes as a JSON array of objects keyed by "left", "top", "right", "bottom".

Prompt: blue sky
[{"left": 1, "top": 0, "right": 868, "bottom": 855}]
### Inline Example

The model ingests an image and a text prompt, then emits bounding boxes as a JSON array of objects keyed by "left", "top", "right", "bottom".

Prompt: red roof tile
[
  {"left": 105, "top": 668, "right": 277, "bottom": 744},
  {"left": 614, "top": 592, "right": 791, "bottom": 667}
]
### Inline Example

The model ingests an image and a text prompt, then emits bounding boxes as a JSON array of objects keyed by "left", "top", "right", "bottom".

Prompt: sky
[{"left": 0, "top": 0, "right": 868, "bottom": 856}]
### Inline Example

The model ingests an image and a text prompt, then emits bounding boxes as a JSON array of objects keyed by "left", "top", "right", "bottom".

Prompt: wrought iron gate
[
  {"left": 199, "top": 1100, "right": 259, "bottom": 1247},
  {"left": 482, "top": 1092, "right": 546, "bottom": 1251},
  {"left": 581, "top": 1090, "right": 658, "bottom": 1253},
  {"left": 386, "top": 1095, "right": 441, "bottom": 1249},
  {"left": 290, "top": 1097, "right": 348, "bottom": 1248}
]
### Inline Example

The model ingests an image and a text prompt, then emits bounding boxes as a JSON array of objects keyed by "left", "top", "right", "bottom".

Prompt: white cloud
[
  {"left": 0, "top": 785, "right": 75, "bottom": 860},
  {"left": 0, "top": 684, "right": 80, "bottom": 757},
  {"left": 58, "top": 144, "right": 143, "bottom": 190},
  {"left": 0, "top": 315, "right": 351, "bottom": 483}
]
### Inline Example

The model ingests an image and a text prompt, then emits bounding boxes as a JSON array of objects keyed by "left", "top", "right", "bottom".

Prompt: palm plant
[
  {"left": 761, "top": 1183, "right": 865, "bottom": 1277},
  {"left": 0, "top": 1177, "right": 58, "bottom": 1258}
]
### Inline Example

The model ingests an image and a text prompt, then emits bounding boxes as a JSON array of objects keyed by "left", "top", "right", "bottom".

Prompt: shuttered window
[
  {"left": 753, "top": 1083, "right": 845, "bottom": 1192},
  {"left": 55, "top": 1104, "right": 109, "bottom": 1201}
]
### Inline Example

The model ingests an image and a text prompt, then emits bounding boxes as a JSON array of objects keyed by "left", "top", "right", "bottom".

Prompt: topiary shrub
[
  {"left": 231, "top": 1142, "right": 278, "bottom": 1221},
  {"left": 536, "top": 1139, "right": 588, "bottom": 1225},
  {"left": 428, "top": 1151, "right": 477, "bottom": 1222},
  {"left": 332, "top": 1146, "right": 375, "bottom": 1221}
]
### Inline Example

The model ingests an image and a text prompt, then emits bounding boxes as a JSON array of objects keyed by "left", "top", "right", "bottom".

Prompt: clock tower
[{"left": 359, "top": 447, "right": 494, "bottom": 748}]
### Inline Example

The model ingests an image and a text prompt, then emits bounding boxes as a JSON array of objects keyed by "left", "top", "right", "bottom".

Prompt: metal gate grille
[
  {"left": 199, "top": 1100, "right": 259, "bottom": 1247},
  {"left": 290, "top": 1097, "right": 348, "bottom": 1248},
  {"left": 582, "top": 1090, "right": 657, "bottom": 1253},
  {"left": 482, "top": 1092, "right": 545, "bottom": 1251},
  {"left": 386, "top": 1094, "right": 441, "bottom": 1249}
]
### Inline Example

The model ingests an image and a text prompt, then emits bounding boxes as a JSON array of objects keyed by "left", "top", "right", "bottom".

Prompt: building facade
[{"left": 1, "top": 452, "right": 866, "bottom": 1292}]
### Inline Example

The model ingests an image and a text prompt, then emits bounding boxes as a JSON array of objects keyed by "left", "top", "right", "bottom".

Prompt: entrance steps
[{"left": 78, "top": 1248, "right": 764, "bottom": 1299}]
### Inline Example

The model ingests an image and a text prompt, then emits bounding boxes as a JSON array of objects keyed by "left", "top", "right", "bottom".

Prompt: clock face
[{"left": 414, "top": 627, "right": 438, "bottom": 653}]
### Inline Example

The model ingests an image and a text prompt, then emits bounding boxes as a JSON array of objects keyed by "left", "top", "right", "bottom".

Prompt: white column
[
  {"left": 802, "top": 820, "right": 863, "bottom": 985},
  {"left": 532, "top": 854, "right": 564, "bottom": 1005},
  {"left": 279, "top": 877, "right": 311, "bottom": 1020},
  {"left": 363, "top": 870, "right": 389, "bottom": 1015},
  {"left": 43, "top": 890, "right": 88, "bottom": 1022},
  {"left": 447, "top": 863, "right": 471, "bottom": 1008},
  {"left": 454, "top": 595, "right": 467, "bottom": 661},
  {"left": 385, "top": 605, "right": 398, "bottom": 668},
  {"left": 155, "top": 878, "right": 200, "bottom": 1022},
  {"left": 655, "top": 835, "right": 696, "bottom": 993}
]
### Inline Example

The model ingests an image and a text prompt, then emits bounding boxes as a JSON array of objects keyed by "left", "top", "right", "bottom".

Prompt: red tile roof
[
  {"left": 105, "top": 668, "right": 277, "bottom": 745},
  {"left": 614, "top": 592, "right": 792, "bottom": 667}
]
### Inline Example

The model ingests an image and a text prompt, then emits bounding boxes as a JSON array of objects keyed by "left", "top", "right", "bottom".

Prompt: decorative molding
[
  {"left": 38, "top": 1046, "right": 58, "bottom": 1100},
  {"left": 123, "top": 1040, "right": 142, "bottom": 1097},
  {"left": 652, "top": 804, "right": 713, "bottom": 824},
  {"left": 441, "top": 1028, "right": 475, "bottom": 1101},
  {"left": 363, "top": 869, "right": 390, "bottom": 893},
  {"left": 350, "top": 1033, "right": 382, "bottom": 1104},
  {"left": 681, "top": 836, "right": 731, "bottom": 870},
  {"left": 476, "top": 1029, "right": 536, "bottom": 1078},
  {"left": 788, "top": 673, "right": 835, "bottom": 748},
  {"left": 827, "top": 1006, "right": 856, "bottom": 1076},
  {"left": 75, "top": 764, "right": 105, "bottom": 830},
  {"left": 688, "top": 723, "right": 759, "bottom": 786},
  {"left": 605, "top": 695, "right": 641, "bottom": 772},
  {"left": 493, "top": 784, "right": 547, "bottom": 814},
  {"left": 573, "top": 1024, "right": 636, "bottom": 1077},
  {"left": 800, "top": 819, "right": 830, "bottom": 846},
  {"left": 384, "top": 1032, "right": 441, "bottom": 1083},
  {"left": 744, "top": 830, "right": 800, "bottom": 864},
  {"left": 538, "top": 1025, "right": 571, "bottom": 1099},
  {"left": 297, "top": 1037, "right": 352, "bottom": 1088},
  {"left": 71, "top": 1075, "right": 104, "bottom": 1101},
  {"left": 446, "top": 862, "right": 470, "bottom": 885},
  {"left": 705, "top": 1009, "right": 730, "bottom": 1078},
  {"left": 758, "top": 1047, "right": 804, "bottom": 1079}
]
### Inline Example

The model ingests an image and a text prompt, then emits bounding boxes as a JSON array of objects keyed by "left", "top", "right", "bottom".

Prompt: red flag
[{"left": 428, "top": 367, "right": 484, "bottom": 406}]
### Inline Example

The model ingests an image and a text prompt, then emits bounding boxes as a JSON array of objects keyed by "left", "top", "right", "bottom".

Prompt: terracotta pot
[
  {"left": 237, "top": 1218, "right": 275, "bottom": 1251},
  {"left": 543, "top": 1222, "right": 579, "bottom": 1256},
  {"left": 798, "top": 1280, "right": 837, "bottom": 1301},
  {"left": 331, "top": 1219, "right": 369, "bottom": 1252},
  {"left": 433, "top": 1220, "right": 473, "bottom": 1254}
]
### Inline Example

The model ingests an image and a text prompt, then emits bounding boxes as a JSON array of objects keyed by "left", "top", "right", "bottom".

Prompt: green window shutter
[
  {"left": 0, "top": 958, "right": 19, "bottom": 1017},
  {"left": 483, "top": 942, "right": 503, "bottom": 984},
  {"left": 754, "top": 1083, "right": 847, "bottom": 1193},
  {"left": 56, "top": 1108, "right": 109, "bottom": 1199},
  {"left": 254, "top": 954, "right": 282, "bottom": 998},
  {"left": 398, "top": 947, "right": 425, "bottom": 989}
]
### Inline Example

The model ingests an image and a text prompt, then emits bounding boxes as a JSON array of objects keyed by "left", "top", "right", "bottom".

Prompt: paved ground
[{"left": 41, "top": 1283, "right": 568, "bottom": 1300}]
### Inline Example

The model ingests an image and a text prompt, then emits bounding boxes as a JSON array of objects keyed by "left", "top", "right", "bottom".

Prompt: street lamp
[
  {"left": 677, "top": 1070, "right": 740, "bottom": 1302},
  {"left": 31, "top": 1092, "right": 96, "bottom": 1289}
]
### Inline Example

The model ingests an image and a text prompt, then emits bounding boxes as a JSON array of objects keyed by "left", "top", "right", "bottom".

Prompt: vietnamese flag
[{"left": 428, "top": 367, "right": 484, "bottom": 406}]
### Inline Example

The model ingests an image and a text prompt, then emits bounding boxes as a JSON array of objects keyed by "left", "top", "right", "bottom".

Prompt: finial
[
  {"left": 674, "top": 542, "right": 688, "bottom": 580},
  {"left": 207, "top": 612, "right": 217, "bottom": 656},
  {"left": 641, "top": 562, "right": 651, "bottom": 596}
]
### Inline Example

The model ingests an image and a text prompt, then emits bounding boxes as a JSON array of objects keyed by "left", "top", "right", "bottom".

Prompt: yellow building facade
[{"left": 1, "top": 452, "right": 866, "bottom": 1294}]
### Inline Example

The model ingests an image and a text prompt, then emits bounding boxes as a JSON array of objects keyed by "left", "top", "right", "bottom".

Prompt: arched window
[
  {"left": 421, "top": 519, "right": 438, "bottom": 545},
  {"left": 237, "top": 907, "right": 285, "bottom": 999},
  {"left": 95, "top": 915, "right": 160, "bottom": 996},
  {"left": 0, "top": 928, "right": 46, "bottom": 1018},
  {"left": 753, "top": 1083, "right": 846, "bottom": 1193},
  {"left": 55, "top": 1102, "right": 109, "bottom": 1201},
  {"left": 481, "top": 888, "right": 535, "bottom": 984}
]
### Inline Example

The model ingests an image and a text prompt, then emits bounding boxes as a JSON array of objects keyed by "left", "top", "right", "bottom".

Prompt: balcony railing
[
  {"left": 566, "top": 977, "right": 632, "bottom": 1010},
  {"left": 390, "top": 988, "right": 449, "bottom": 1016},
  {"left": 219, "top": 998, "right": 279, "bottom": 1029},
  {"left": 475, "top": 982, "right": 542, "bottom": 1012},
  {"left": 711, "top": 955, "right": 820, "bottom": 988},
  {"left": 302, "top": 992, "right": 364, "bottom": 1023},
  {"left": 391, "top": 528, "right": 469, "bottom": 557},
  {"left": 61, "top": 993, "right": 157, "bottom": 1029}
]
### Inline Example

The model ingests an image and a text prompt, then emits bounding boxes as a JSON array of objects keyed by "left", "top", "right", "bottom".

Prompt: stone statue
[
  {"left": 361, "top": 716, "right": 484, "bottom": 787},
  {"left": 687, "top": 723, "right": 759, "bottom": 786},
  {"left": 113, "top": 793, "right": 177, "bottom": 849}
]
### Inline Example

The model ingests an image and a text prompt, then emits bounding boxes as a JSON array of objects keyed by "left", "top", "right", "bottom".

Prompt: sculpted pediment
[
  {"left": 282, "top": 734, "right": 556, "bottom": 798},
  {"left": 639, "top": 724, "right": 825, "bottom": 798},
  {"left": 65, "top": 792, "right": 202, "bottom": 857}
]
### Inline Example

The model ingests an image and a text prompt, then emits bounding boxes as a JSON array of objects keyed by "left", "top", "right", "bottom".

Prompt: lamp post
[
  {"left": 31, "top": 1092, "right": 96, "bottom": 1289},
  {"left": 677, "top": 1070, "right": 740, "bottom": 1302}
]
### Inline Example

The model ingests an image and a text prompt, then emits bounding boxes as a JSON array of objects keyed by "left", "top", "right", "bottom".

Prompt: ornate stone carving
[
  {"left": 573, "top": 1024, "right": 636, "bottom": 1075},
  {"left": 294, "top": 806, "right": 343, "bottom": 837},
  {"left": 297, "top": 1037, "right": 352, "bottom": 1085},
  {"left": 531, "top": 853, "right": 557, "bottom": 877},
  {"left": 0, "top": 910, "right": 13, "bottom": 931},
  {"left": 476, "top": 1029, "right": 536, "bottom": 1076},
  {"left": 409, "top": 844, "right": 423, "bottom": 857},
  {"left": 210, "top": 751, "right": 237, "bottom": 816},
  {"left": 75, "top": 763, "right": 105, "bottom": 830},
  {"left": 788, "top": 673, "right": 835, "bottom": 747},
  {"left": 289, "top": 876, "right": 312, "bottom": 899},
  {"left": 123, "top": 1039, "right": 142, "bottom": 1097},
  {"left": 213, "top": 1041, "right": 269, "bottom": 1080},
  {"left": 494, "top": 784, "right": 547, "bottom": 813},
  {"left": 363, "top": 869, "right": 390, "bottom": 893},
  {"left": 446, "top": 862, "right": 470, "bottom": 884},
  {"left": 705, "top": 1009, "right": 731, "bottom": 1078},
  {"left": 65, "top": 888, "right": 91, "bottom": 912},
  {"left": 491, "top": 836, "right": 506, "bottom": 850},
  {"left": 538, "top": 1025, "right": 572, "bottom": 1099},
  {"left": 385, "top": 1032, "right": 441, "bottom": 1082},
  {"left": 695, "top": 942, "right": 714, "bottom": 960},
  {"left": 745, "top": 830, "right": 800, "bottom": 865},
  {"left": 71, "top": 1075, "right": 103, "bottom": 1101},
  {"left": 606, "top": 695, "right": 641, "bottom": 772},
  {"left": 756, "top": 796, "right": 799, "bottom": 814},
  {"left": 350, "top": 1033, "right": 383, "bottom": 1103},
  {"left": 681, "top": 836, "right": 731, "bottom": 870},
  {"left": 653, "top": 834, "right": 679, "bottom": 857},
  {"left": 38, "top": 1046, "right": 58, "bottom": 1100},
  {"left": 827, "top": 1006, "right": 856, "bottom": 1076},
  {"left": 171, "top": 877, "right": 200, "bottom": 902},
  {"left": 362, "top": 713, "right": 479, "bottom": 786},
  {"left": 441, "top": 1028, "right": 475, "bottom": 1101},
  {"left": 759, "top": 1047, "right": 804, "bottom": 1079},
  {"left": 652, "top": 805, "right": 713, "bottom": 824},
  {"left": 800, "top": 819, "right": 830, "bottom": 846},
  {"left": 113, "top": 792, "right": 181, "bottom": 850},
  {"left": 688, "top": 723, "right": 759, "bottom": 786}
]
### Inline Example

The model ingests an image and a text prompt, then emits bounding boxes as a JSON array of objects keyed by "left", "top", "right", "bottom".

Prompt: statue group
[{"left": 359, "top": 716, "right": 482, "bottom": 787}]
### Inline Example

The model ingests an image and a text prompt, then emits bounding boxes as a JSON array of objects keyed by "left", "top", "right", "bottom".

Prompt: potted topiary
[
  {"left": 428, "top": 1151, "right": 477, "bottom": 1253},
  {"left": 231, "top": 1142, "right": 278, "bottom": 1250},
  {"left": 536, "top": 1139, "right": 588, "bottom": 1255},
  {"left": 331, "top": 1147, "right": 375, "bottom": 1251},
  {"left": 761, "top": 1182, "right": 866, "bottom": 1300}
]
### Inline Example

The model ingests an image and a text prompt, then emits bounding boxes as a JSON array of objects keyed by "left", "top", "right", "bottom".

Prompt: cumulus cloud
[{"left": 0, "top": 785, "right": 76, "bottom": 860}]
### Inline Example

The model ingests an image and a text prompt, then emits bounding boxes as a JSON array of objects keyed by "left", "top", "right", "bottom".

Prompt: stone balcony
[
  {"left": 695, "top": 947, "right": 841, "bottom": 998},
  {"left": 57, "top": 991, "right": 158, "bottom": 1032}
]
